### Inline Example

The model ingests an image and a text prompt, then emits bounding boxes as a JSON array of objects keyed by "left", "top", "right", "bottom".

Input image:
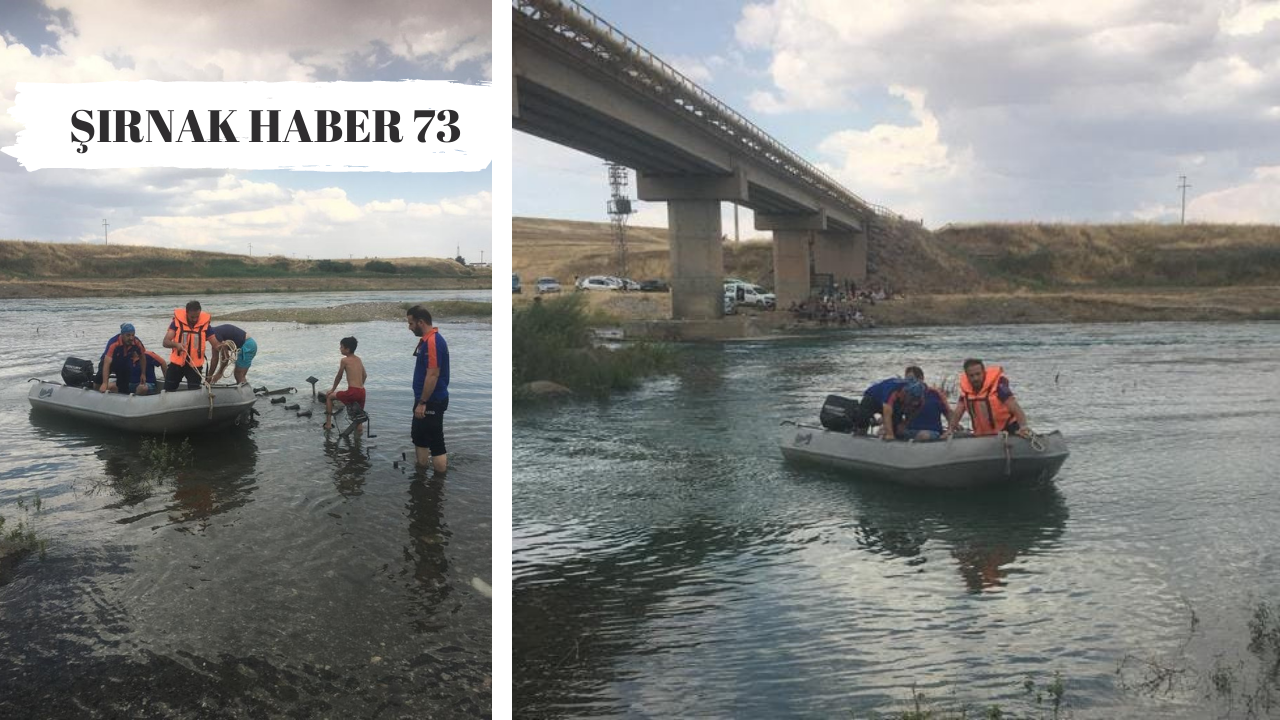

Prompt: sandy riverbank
[
  {"left": 515, "top": 285, "right": 1280, "bottom": 332},
  {"left": 0, "top": 276, "right": 491, "bottom": 299},
  {"left": 220, "top": 301, "right": 491, "bottom": 324}
]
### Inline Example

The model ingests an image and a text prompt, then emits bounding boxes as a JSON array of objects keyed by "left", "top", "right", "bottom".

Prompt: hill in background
[
  {"left": 0, "top": 240, "right": 485, "bottom": 280},
  {"left": 514, "top": 216, "right": 1280, "bottom": 294}
]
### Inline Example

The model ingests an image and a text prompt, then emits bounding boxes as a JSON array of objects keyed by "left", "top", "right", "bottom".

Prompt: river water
[
  {"left": 513, "top": 321, "right": 1280, "bottom": 718},
  {"left": 0, "top": 290, "right": 491, "bottom": 718}
]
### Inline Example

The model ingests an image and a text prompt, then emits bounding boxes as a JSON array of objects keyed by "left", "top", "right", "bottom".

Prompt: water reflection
[
  {"left": 405, "top": 475, "right": 451, "bottom": 632},
  {"left": 322, "top": 436, "right": 371, "bottom": 498},
  {"left": 823, "top": 477, "right": 1069, "bottom": 594}
]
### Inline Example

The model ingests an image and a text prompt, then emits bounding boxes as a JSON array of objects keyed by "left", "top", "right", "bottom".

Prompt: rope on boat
[
  {"left": 1028, "top": 432, "right": 1047, "bottom": 452},
  {"left": 1000, "top": 431, "right": 1012, "bottom": 476},
  {"left": 199, "top": 339, "right": 238, "bottom": 419}
]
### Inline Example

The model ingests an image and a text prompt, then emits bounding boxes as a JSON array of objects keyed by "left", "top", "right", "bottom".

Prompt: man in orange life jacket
[
  {"left": 947, "top": 358, "right": 1032, "bottom": 438},
  {"left": 162, "top": 300, "right": 212, "bottom": 391}
]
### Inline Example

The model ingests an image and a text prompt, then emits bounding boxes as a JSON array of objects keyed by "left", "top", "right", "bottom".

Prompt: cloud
[
  {"left": 1187, "top": 165, "right": 1280, "bottom": 222},
  {"left": 0, "top": 1, "right": 490, "bottom": 256},
  {"left": 109, "top": 179, "right": 491, "bottom": 258},
  {"left": 734, "top": 0, "right": 1280, "bottom": 222}
]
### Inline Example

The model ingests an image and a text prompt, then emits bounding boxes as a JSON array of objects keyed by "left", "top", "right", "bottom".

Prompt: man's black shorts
[{"left": 411, "top": 398, "right": 448, "bottom": 455}]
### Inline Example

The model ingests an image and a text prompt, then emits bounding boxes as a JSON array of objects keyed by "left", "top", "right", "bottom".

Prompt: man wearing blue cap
[
  {"left": 96, "top": 322, "right": 149, "bottom": 394},
  {"left": 882, "top": 365, "right": 952, "bottom": 442}
]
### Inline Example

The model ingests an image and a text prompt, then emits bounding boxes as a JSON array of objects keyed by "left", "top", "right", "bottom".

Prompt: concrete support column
[
  {"left": 813, "top": 230, "right": 868, "bottom": 289},
  {"left": 773, "top": 229, "right": 812, "bottom": 308},
  {"left": 667, "top": 200, "right": 724, "bottom": 320}
]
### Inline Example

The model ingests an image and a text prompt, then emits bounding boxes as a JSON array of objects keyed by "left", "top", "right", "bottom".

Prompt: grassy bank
[
  {"left": 221, "top": 300, "right": 491, "bottom": 324},
  {"left": 0, "top": 240, "right": 491, "bottom": 298},
  {"left": 514, "top": 294, "right": 672, "bottom": 399}
]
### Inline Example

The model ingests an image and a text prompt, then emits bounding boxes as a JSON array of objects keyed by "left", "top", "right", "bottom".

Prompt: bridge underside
[{"left": 515, "top": 15, "right": 870, "bottom": 318}]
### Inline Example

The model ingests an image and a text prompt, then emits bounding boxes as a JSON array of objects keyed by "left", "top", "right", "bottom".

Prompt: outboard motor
[
  {"left": 61, "top": 357, "right": 96, "bottom": 388},
  {"left": 819, "top": 394, "right": 860, "bottom": 432}
]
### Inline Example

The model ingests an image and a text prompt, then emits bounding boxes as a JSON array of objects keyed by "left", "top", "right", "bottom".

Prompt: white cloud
[
  {"left": 734, "top": 0, "right": 1280, "bottom": 222},
  {"left": 0, "top": 1, "right": 490, "bottom": 256},
  {"left": 106, "top": 179, "right": 491, "bottom": 257},
  {"left": 817, "top": 86, "right": 968, "bottom": 197},
  {"left": 1187, "top": 165, "right": 1280, "bottom": 222}
]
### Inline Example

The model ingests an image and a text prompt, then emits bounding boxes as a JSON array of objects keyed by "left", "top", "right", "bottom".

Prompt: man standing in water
[
  {"left": 407, "top": 304, "right": 448, "bottom": 473},
  {"left": 163, "top": 300, "right": 211, "bottom": 391}
]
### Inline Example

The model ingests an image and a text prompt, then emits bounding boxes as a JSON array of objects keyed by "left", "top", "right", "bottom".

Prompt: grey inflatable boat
[
  {"left": 28, "top": 380, "right": 257, "bottom": 434},
  {"left": 779, "top": 421, "right": 1069, "bottom": 488}
]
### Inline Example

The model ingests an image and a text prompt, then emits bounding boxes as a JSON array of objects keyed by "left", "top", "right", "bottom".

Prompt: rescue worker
[
  {"left": 947, "top": 358, "right": 1032, "bottom": 438},
  {"left": 850, "top": 369, "right": 913, "bottom": 435},
  {"left": 883, "top": 366, "right": 951, "bottom": 441},
  {"left": 132, "top": 350, "right": 167, "bottom": 395},
  {"left": 96, "top": 322, "right": 147, "bottom": 394},
  {"left": 162, "top": 300, "right": 211, "bottom": 391},
  {"left": 205, "top": 323, "right": 256, "bottom": 384}
]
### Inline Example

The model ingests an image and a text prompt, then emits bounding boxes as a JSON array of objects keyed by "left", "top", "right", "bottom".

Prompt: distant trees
[{"left": 365, "top": 260, "right": 398, "bottom": 274}]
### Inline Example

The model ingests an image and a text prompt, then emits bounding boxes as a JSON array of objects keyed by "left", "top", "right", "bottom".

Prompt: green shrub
[
  {"left": 514, "top": 294, "right": 672, "bottom": 399},
  {"left": 315, "top": 259, "right": 355, "bottom": 273},
  {"left": 365, "top": 260, "right": 399, "bottom": 274}
]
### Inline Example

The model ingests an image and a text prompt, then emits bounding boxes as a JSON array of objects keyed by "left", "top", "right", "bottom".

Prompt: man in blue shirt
[
  {"left": 850, "top": 371, "right": 911, "bottom": 434},
  {"left": 407, "top": 304, "right": 449, "bottom": 472},
  {"left": 96, "top": 322, "right": 148, "bottom": 394}
]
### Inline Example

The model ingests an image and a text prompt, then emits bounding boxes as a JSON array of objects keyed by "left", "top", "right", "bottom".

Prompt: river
[
  {"left": 0, "top": 290, "right": 491, "bottom": 718},
  {"left": 513, "top": 321, "right": 1280, "bottom": 718}
]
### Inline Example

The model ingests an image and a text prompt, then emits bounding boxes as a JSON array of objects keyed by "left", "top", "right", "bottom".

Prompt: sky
[
  {"left": 1, "top": 0, "right": 492, "bottom": 260},
  {"left": 513, "top": 0, "right": 1280, "bottom": 234}
]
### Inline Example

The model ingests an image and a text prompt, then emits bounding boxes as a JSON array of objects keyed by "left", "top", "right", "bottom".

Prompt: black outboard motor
[
  {"left": 61, "top": 357, "right": 96, "bottom": 387},
  {"left": 819, "top": 394, "right": 860, "bottom": 432}
]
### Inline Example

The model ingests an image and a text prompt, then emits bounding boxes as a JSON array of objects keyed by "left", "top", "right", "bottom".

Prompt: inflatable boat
[
  {"left": 779, "top": 421, "right": 1069, "bottom": 488},
  {"left": 28, "top": 380, "right": 258, "bottom": 434}
]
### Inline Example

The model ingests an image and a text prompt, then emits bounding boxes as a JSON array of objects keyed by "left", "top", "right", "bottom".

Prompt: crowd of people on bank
[{"left": 785, "top": 281, "right": 898, "bottom": 327}]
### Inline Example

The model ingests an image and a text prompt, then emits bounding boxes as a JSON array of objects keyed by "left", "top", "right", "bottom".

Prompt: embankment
[{"left": 0, "top": 240, "right": 491, "bottom": 298}]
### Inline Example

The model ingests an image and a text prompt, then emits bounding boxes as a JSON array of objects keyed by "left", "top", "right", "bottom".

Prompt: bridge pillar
[
  {"left": 812, "top": 230, "right": 867, "bottom": 291},
  {"left": 773, "top": 229, "right": 812, "bottom": 309},
  {"left": 667, "top": 200, "right": 724, "bottom": 320}
]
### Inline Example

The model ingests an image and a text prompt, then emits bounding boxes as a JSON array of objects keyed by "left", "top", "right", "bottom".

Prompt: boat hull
[
  {"left": 779, "top": 423, "right": 1069, "bottom": 488},
  {"left": 28, "top": 381, "right": 257, "bottom": 434}
]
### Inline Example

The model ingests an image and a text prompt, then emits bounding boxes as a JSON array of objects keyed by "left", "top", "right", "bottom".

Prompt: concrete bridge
[{"left": 514, "top": 0, "right": 899, "bottom": 319}]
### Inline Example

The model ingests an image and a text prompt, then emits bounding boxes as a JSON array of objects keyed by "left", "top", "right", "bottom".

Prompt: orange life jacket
[
  {"left": 958, "top": 365, "right": 1014, "bottom": 436},
  {"left": 169, "top": 309, "right": 211, "bottom": 367}
]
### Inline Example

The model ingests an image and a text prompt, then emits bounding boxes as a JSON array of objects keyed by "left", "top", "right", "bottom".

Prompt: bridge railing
[{"left": 514, "top": 0, "right": 903, "bottom": 222}]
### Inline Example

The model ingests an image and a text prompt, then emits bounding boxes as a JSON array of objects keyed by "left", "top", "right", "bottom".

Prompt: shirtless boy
[{"left": 325, "top": 336, "right": 367, "bottom": 431}]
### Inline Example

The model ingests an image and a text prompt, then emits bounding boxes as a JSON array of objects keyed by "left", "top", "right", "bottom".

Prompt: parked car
[
  {"left": 513, "top": 274, "right": 521, "bottom": 294},
  {"left": 620, "top": 278, "right": 642, "bottom": 291},
  {"left": 577, "top": 275, "right": 618, "bottom": 291},
  {"left": 639, "top": 279, "right": 669, "bottom": 292},
  {"left": 536, "top": 277, "right": 562, "bottom": 294},
  {"left": 724, "top": 282, "right": 776, "bottom": 309}
]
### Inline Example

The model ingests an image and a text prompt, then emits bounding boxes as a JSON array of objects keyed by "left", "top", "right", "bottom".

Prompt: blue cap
[{"left": 120, "top": 323, "right": 136, "bottom": 334}]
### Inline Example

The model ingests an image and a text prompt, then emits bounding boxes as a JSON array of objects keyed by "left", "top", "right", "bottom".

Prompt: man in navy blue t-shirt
[{"left": 407, "top": 304, "right": 449, "bottom": 472}]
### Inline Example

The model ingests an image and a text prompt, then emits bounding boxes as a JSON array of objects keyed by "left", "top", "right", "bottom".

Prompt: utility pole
[
  {"left": 248, "top": 242, "right": 252, "bottom": 257},
  {"left": 1178, "top": 175, "right": 1191, "bottom": 225},
  {"left": 102, "top": 219, "right": 109, "bottom": 245},
  {"left": 733, "top": 202, "right": 740, "bottom": 244}
]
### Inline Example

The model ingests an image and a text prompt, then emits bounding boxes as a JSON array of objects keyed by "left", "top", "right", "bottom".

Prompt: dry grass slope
[
  {"left": 515, "top": 216, "right": 1280, "bottom": 294},
  {"left": 0, "top": 240, "right": 486, "bottom": 280}
]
